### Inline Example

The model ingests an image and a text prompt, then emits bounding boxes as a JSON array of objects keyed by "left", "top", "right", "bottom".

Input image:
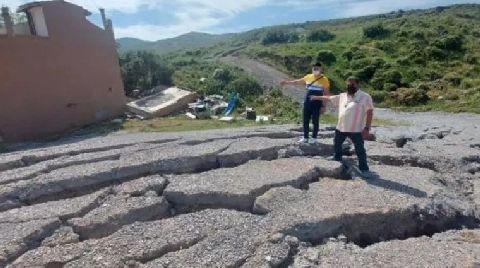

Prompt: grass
[
  {"left": 75, "top": 113, "right": 399, "bottom": 137},
  {"left": 121, "top": 116, "right": 267, "bottom": 133}
]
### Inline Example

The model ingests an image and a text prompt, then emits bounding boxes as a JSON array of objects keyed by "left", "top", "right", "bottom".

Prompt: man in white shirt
[{"left": 311, "top": 76, "right": 374, "bottom": 176}]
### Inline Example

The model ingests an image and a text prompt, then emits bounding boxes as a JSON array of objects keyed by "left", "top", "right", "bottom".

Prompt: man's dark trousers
[
  {"left": 334, "top": 129, "right": 369, "bottom": 171},
  {"left": 303, "top": 104, "right": 321, "bottom": 139}
]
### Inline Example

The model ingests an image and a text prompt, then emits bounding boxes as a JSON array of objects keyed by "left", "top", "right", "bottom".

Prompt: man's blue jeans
[{"left": 334, "top": 130, "right": 369, "bottom": 171}]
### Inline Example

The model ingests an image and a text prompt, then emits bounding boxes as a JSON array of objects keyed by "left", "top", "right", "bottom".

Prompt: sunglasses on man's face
[{"left": 313, "top": 67, "right": 322, "bottom": 71}]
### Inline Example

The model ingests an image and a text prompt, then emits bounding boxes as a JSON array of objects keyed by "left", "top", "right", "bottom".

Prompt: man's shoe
[
  {"left": 298, "top": 137, "right": 309, "bottom": 143},
  {"left": 308, "top": 138, "right": 319, "bottom": 144}
]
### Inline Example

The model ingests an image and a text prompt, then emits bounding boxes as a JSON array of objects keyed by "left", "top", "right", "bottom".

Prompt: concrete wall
[{"left": 0, "top": 1, "right": 126, "bottom": 142}]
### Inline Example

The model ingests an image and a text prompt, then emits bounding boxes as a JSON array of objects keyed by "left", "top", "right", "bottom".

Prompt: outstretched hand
[
  {"left": 362, "top": 128, "right": 370, "bottom": 139},
  {"left": 280, "top": 80, "right": 288, "bottom": 86}
]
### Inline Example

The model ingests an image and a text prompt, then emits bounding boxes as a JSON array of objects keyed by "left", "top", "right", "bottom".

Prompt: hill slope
[
  {"left": 121, "top": 4, "right": 480, "bottom": 113},
  {"left": 117, "top": 32, "right": 235, "bottom": 54}
]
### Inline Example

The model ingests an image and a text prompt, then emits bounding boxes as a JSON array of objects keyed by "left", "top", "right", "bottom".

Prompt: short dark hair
[
  {"left": 312, "top": 62, "right": 323, "bottom": 67},
  {"left": 347, "top": 76, "right": 360, "bottom": 84}
]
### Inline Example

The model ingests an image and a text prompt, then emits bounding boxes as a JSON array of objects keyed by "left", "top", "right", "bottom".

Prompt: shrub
[
  {"left": 212, "top": 68, "right": 233, "bottom": 82},
  {"left": 370, "top": 90, "right": 389, "bottom": 103},
  {"left": 363, "top": 24, "right": 390, "bottom": 39},
  {"left": 443, "top": 72, "right": 462, "bottom": 86},
  {"left": 226, "top": 77, "right": 263, "bottom": 101},
  {"left": 433, "top": 35, "right": 464, "bottom": 51},
  {"left": 316, "top": 50, "right": 337, "bottom": 65},
  {"left": 426, "top": 47, "right": 447, "bottom": 61},
  {"left": 390, "top": 88, "right": 429, "bottom": 106},
  {"left": 306, "top": 29, "right": 336, "bottom": 42},
  {"left": 355, "top": 65, "right": 377, "bottom": 81},
  {"left": 342, "top": 51, "right": 354, "bottom": 61}
]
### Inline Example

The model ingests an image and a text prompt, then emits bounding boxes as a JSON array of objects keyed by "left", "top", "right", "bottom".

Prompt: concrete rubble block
[
  {"left": 11, "top": 209, "right": 262, "bottom": 267},
  {"left": 113, "top": 175, "right": 167, "bottom": 196},
  {"left": 41, "top": 226, "right": 80, "bottom": 247},
  {"left": 0, "top": 218, "right": 61, "bottom": 267},
  {"left": 127, "top": 87, "right": 197, "bottom": 118},
  {"left": 254, "top": 165, "right": 443, "bottom": 243},
  {"left": 292, "top": 229, "right": 480, "bottom": 268},
  {"left": 164, "top": 158, "right": 344, "bottom": 212},
  {"left": 0, "top": 188, "right": 110, "bottom": 223},
  {"left": 217, "top": 137, "right": 294, "bottom": 167},
  {"left": 68, "top": 195, "right": 170, "bottom": 239}
]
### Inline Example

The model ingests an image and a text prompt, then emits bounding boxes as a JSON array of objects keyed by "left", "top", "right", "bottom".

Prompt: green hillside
[
  {"left": 117, "top": 32, "right": 235, "bottom": 54},
  {"left": 120, "top": 4, "right": 480, "bottom": 114}
]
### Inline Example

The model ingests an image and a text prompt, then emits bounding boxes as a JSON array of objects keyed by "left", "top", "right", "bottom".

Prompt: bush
[
  {"left": 426, "top": 47, "right": 447, "bottom": 61},
  {"left": 443, "top": 72, "right": 462, "bottom": 86},
  {"left": 342, "top": 51, "right": 354, "bottom": 61},
  {"left": 355, "top": 65, "right": 377, "bottom": 81},
  {"left": 370, "top": 90, "right": 389, "bottom": 103},
  {"left": 212, "top": 68, "right": 233, "bottom": 82},
  {"left": 433, "top": 34, "right": 464, "bottom": 51},
  {"left": 316, "top": 50, "right": 336, "bottom": 65},
  {"left": 226, "top": 77, "right": 263, "bottom": 101},
  {"left": 306, "top": 29, "right": 336, "bottom": 42},
  {"left": 390, "top": 88, "right": 429, "bottom": 106},
  {"left": 363, "top": 24, "right": 390, "bottom": 39},
  {"left": 254, "top": 88, "right": 300, "bottom": 121},
  {"left": 261, "top": 30, "right": 298, "bottom": 45}
]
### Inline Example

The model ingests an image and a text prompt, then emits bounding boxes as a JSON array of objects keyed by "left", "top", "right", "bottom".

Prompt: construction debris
[{"left": 127, "top": 87, "right": 197, "bottom": 119}]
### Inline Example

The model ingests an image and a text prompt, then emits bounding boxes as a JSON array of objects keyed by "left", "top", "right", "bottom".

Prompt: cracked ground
[{"left": 1, "top": 109, "right": 480, "bottom": 268}]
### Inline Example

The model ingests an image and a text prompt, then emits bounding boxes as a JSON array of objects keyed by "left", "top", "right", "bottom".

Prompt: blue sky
[{"left": 4, "top": 0, "right": 479, "bottom": 41}]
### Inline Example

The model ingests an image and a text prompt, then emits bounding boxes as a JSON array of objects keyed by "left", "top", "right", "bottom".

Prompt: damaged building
[{"left": 0, "top": 0, "right": 126, "bottom": 142}]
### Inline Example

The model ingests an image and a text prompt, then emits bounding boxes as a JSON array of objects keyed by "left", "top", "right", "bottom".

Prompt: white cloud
[{"left": 2, "top": 0, "right": 478, "bottom": 41}]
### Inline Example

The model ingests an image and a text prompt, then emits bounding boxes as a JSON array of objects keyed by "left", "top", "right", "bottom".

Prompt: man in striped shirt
[{"left": 311, "top": 76, "right": 374, "bottom": 175}]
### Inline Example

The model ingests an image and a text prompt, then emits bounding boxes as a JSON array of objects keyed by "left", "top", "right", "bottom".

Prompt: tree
[{"left": 119, "top": 51, "right": 173, "bottom": 96}]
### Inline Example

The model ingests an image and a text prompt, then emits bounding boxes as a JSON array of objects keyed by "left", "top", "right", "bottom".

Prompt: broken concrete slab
[
  {"left": 0, "top": 218, "right": 61, "bottom": 267},
  {"left": 254, "top": 165, "right": 445, "bottom": 244},
  {"left": 142, "top": 225, "right": 265, "bottom": 268},
  {"left": 292, "top": 229, "right": 480, "bottom": 268},
  {"left": 127, "top": 87, "right": 197, "bottom": 118},
  {"left": 0, "top": 188, "right": 110, "bottom": 223},
  {"left": 0, "top": 140, "right": 232, "bottom": 204},
  {"left": 164, "top": 158, "right": 344, "bottom": 212},
  {"left": 68, "top": 195, "right": 170, "bottom": 239},
  {"left": 41, "top": 226, "right": 79, "bottom": 247},
  {"left": 217, "top": 137, "right": 294, "bottom": 167},
  {"left": 11, "top": 209, "right": 263, "bottom": 268},
  {"left": 113, "top": 175, "right": 167, "bottom": 196}
]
